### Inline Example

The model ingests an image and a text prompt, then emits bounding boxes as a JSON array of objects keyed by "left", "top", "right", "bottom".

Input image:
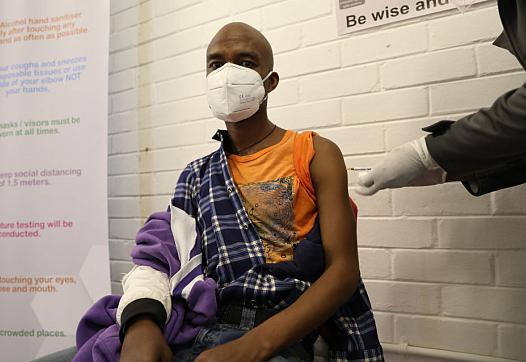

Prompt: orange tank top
[{"left": 227, "top": 130, "right": 318, "bottom": 263}]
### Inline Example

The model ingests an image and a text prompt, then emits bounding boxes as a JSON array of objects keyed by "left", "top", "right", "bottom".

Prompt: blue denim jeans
[
  {"left": 172, "top": 323, "right": 313, "bottom": 362},
  {"left": 30, "top": 324, "right": 312, "bottom": 362}
]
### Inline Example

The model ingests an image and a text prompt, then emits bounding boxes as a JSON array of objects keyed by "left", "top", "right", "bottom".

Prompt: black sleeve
[
  {"left": 461, "top": 157, "right": 526, "bottom": 196},
  {"left": 425, "top": 0, "right": 526, "bottom": 180},
  {"left": 119, "top": 298, "right": 167, "bottom": 343},
  {"left": 425, "top": 83, "right": 526, "bottom": 178},
  {"left": 422, "top": 81, "right": 526, "bottom": 196}
]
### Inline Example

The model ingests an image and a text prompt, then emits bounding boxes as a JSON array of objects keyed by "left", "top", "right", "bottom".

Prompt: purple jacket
[{"left": 73, "top": 211, "right": 217, "bottom": 362}]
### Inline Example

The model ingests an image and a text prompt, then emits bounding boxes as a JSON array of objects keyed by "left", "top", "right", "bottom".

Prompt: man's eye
[
  {"left": 209, "top": 62, "right": 224, "bottom": 70},
  {"left": 240, "top": 61, "right": 256, "bottom": 68}
]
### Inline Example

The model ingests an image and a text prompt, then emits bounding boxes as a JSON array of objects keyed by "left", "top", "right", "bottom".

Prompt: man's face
[{"left": 206, "top": 27, "right": 271, "bottom": 81}]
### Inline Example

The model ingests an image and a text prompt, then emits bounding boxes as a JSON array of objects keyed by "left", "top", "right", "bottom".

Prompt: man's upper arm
[
  {"left": 310, "top": 136, "right": 359, "bottom": 276},
  {"left": 119, "top": 165, "right": 199, "bottom": 338}
]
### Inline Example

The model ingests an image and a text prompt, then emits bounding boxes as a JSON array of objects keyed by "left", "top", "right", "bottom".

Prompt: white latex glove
[{"left": 353, "top": 136, "right": 447, "bottom": 196}]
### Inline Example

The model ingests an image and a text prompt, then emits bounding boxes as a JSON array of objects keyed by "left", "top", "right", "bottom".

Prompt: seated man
[
  {"left": 34, "top": 22, "right": 383, "bottom": 362},
  {"left": 117, "top": 22, "right": 384, "bottom": 362}
]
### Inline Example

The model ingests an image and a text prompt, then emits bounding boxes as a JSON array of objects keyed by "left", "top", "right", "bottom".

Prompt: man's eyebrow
[
  {"left": 206, "top": 52, "right": 223, "bottom": 60},
  {"left": 236, "top": 51, "right": 259, "bottom": 60},
  {"left": 207, "top": 51, "right": 260, "bottom": 61}
]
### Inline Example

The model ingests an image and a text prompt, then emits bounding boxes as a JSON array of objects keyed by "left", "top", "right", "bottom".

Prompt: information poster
[
  {"left": 336, "top": 0, "right": 491, "bottom": 35},
  {"left": 0, "top": 1, "right": 110, "bottom": 360}
]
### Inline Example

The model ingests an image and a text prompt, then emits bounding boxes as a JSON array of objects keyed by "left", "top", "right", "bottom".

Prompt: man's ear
[{"left": 266, "top": 72, "right": 279, "bottom": 93}]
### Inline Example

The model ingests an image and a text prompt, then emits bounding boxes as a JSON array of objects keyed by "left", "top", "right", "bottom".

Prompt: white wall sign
[
  {"left": 0, "top": 1, "right": 110, "bottom": 360},
  {"left": 336, "top": 0, "right": 492, "bottom": 35}
]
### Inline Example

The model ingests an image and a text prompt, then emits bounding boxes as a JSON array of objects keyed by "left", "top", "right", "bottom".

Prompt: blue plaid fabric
[{"left": 171, "top": 134, "right": 384, "bottom": 361}]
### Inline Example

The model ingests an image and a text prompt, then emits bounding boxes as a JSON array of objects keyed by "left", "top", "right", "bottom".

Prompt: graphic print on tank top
[{"left": 237, "top": 176, "right": 297, "bottom": 263}]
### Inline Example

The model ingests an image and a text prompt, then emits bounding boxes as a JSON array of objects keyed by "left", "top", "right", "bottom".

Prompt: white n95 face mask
[{"left": 206, "top": 62, "right": 272, "bottom": 123}]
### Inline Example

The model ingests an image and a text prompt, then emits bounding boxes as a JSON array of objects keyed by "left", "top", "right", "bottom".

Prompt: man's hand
[
  {"left": 354, "top": 137, "right": 446, "bottom": 195},
  {"left": 194, "top": 333, "right": 270, "bottom": 362},
  {"left": 120, "top": 318, "right": 172, "bottom": 362}
]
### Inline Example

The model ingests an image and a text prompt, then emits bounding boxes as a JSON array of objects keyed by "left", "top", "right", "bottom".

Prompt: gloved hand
[{"left": 353, "top": 136, "right": 447, "bottom": 195}]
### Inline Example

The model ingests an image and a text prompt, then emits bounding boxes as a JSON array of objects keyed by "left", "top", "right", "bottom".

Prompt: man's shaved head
[{"left": 206, "top": 22, "right": 274, "bottom": 75}]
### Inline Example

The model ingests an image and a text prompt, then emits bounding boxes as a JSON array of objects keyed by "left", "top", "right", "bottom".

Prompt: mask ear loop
[{"left": 260, "top": 70, "right": 273, "bottom": 104}]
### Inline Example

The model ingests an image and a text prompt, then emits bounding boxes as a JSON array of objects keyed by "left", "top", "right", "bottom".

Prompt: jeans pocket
[{"left": 194, "top": 326, "right": 211, "bottom": 346}]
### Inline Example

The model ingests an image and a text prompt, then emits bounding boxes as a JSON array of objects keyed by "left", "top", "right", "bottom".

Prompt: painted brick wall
[{"left": 107, "top": 1, "right": 526, "bottom": 360}]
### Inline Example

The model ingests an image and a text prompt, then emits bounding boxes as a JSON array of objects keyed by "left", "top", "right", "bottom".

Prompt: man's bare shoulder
[
  {"left": 311, "top": 134, "right": 344, "bottom": 160},
  {"left": 310, "top": 134, "right": 347, "bottom": 189}
]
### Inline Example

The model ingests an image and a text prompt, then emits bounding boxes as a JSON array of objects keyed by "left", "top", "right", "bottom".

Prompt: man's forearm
[{"left": 242, "top": 262, "right": 359, "bottom": 357}]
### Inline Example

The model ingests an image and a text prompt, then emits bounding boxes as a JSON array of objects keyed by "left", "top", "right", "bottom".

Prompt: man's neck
[{"left": 224, "top": 110, "right": 282, "bottom": 155}]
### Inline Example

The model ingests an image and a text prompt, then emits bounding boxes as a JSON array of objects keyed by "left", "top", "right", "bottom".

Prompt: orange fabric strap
[
  {"left": 293, "top": 131, "right": 317, "bottom": 203},
  {"left": 293, "top": 131, "right": 358, "bottom": 219}
]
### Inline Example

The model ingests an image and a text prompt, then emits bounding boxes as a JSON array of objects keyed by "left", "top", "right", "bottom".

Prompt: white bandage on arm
[{"left": 116, "top": 265, "right": 172, "bottom": 326}]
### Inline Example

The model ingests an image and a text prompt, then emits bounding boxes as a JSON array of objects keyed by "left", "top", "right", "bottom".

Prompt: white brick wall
[
  {"left": 342, "top": 87, "right": 428, "bottom": 125},
  {"left": 393, "top": 250, "right": 493, "bottom": 284},
  {"left": 108, "top": 1, "right": 526, "bottom": 360},
  {"left": 428, "top": 6, "right": 502, "bottom": 50},
  {"left": 395, "top": 315, "right": 498, "bottom": 356},
  {"left": 499, "top": 325, "right": 526, "bottom": 361},
  {"left": 366, "top": 281, "right": 441, "bottom": 315},
  {"left": 382, "top": 47, "right": 478, "bottom": 89}
]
